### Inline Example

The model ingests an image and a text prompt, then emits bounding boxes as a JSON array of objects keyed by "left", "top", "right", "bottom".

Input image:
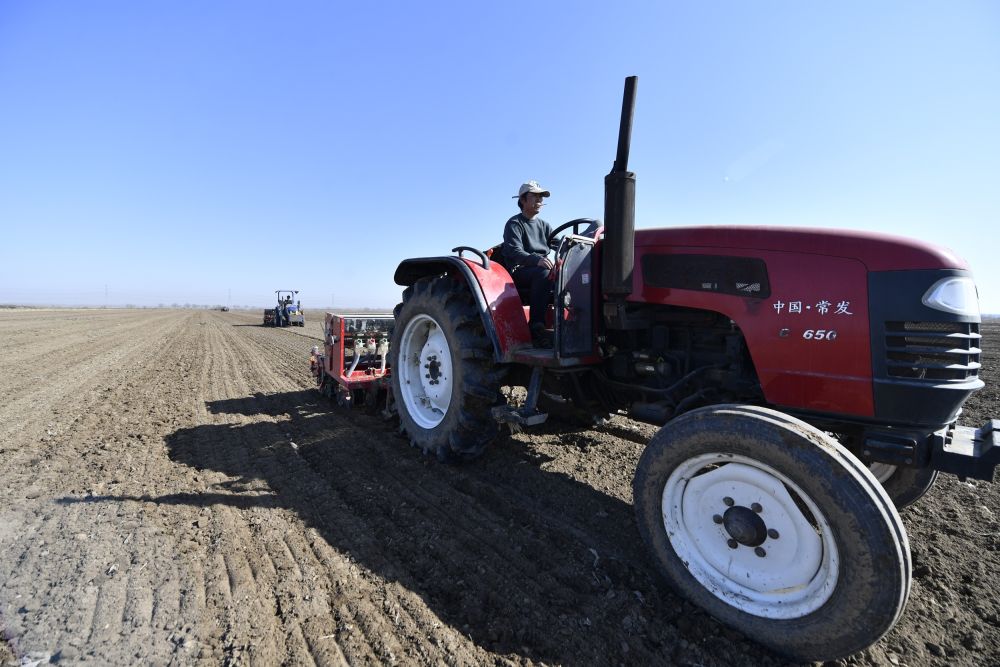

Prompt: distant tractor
[{"left": 263, "top": 290, "right": 305, "bottom": 327}]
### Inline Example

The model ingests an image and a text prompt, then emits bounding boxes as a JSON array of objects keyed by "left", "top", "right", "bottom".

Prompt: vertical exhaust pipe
[{"left": 602, "top": 76, "right": 637, "bottom": 299}]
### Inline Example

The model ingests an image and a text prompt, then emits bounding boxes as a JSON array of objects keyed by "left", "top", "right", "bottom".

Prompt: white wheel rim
[
  {"left": 868, "top": 462, "right": 897, "bottom": 484},
  {"left": 662, "top": 453, "right": 840, "bottom": 619},
  {"left": 397, "top": 314, "right": 452, "bottom": 429}
]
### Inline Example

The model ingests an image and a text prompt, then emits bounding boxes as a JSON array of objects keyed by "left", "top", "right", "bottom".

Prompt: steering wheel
[{"left": 547, "top": 218, "right": 601, "bottom": 246}]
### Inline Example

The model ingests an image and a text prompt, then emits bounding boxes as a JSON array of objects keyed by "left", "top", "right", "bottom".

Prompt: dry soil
[{"left": 1, "top": 309, "right": 997, "bottom": 666}]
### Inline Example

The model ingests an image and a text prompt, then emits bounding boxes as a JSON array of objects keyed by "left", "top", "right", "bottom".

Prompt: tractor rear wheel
[
  {"left": 633, "top": 404, "right": 910, "bottom": 662},
  {"left": 391, "top": 275, "right": 505, "bottom": 461}
]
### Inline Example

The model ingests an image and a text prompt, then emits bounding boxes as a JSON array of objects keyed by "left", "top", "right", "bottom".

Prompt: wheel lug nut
[
  {"left": 751, "top": 503, "right": 762, "bottom": 513},
  {"left": 767, "top": 528, "right": 779, "bottom": 539},
  {"left": 712, "top": 514, "right": 723, "bottom": 524},
  {"left": 754, "top": 547, "right": 766, "bottom": 558},
  {"left": 723, "top": 497, "right": 734, "bottom": 507},
  {"left": 727, "top": 539, "right": 738, "bottom": 549}
]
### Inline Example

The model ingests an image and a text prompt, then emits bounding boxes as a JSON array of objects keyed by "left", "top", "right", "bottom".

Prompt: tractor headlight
[{"left": 921, "top": 276, "right": 980, "bottom": 316}]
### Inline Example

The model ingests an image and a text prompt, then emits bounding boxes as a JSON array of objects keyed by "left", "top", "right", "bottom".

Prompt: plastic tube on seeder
[
  {"left": 378, "top": 337, "right": 390, "bottom": 372},
  {"left": 348, "top": 337, "right": 364, "bottom": 375}
]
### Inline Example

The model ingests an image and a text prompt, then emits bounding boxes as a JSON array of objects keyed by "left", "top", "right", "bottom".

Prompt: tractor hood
[{"left": 634, "top": 226, "right": 968, "bottom": 272}]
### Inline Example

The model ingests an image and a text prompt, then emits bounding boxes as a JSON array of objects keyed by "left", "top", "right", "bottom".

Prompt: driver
[{"left": 502, "top": 180, "right": 559, "bottom": 347}]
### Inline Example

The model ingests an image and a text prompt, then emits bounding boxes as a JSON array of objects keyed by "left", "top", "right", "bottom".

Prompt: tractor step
[
  {"left": 492, "top": 365, "right": 549, "bottom": 431},
  {"left": 492, "top": 404, "right": 548, "bottom": 428}
]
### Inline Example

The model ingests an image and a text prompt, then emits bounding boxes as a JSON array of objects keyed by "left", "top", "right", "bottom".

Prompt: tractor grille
[{"left": 883, "top": 321, "right": 981, "bottom": 382}]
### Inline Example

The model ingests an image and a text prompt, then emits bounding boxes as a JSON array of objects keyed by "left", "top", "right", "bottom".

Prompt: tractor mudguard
[{"left": 394, "top": 255, "right": 531, "bottom": 362}]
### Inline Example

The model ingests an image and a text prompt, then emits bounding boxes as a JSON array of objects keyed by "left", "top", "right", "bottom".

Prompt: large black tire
[
  {"left": 868, "top": 463, "right": 939, "bottom": 509},
  {"left": 390, "top": 275, "right": 505, "bottom": 461},
  {"left": 633, "top": 404, "right": 911, "bottom": 662}
]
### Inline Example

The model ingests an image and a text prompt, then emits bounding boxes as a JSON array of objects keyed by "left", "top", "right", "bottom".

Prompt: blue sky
[{"left": 2, "top": 2, "right": 998, "bottom": 312}]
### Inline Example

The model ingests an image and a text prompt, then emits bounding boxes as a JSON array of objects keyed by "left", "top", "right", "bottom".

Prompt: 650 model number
[{"left": 803, "top": 329, "right": 838, "bottom": 340}]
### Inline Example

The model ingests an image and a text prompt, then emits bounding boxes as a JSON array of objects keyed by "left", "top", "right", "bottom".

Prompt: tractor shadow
[{"left": 63, "top": 389, "right": 785, "bottom": 666}]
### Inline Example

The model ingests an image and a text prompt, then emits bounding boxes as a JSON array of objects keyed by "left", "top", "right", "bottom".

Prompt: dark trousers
[{"left": 512, "top": 265, "right": 554, "bottom": 331}]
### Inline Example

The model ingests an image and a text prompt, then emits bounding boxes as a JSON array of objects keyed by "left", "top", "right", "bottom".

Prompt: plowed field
[{"left": 1, "top": 309, "right": 998, "bottom": 666}]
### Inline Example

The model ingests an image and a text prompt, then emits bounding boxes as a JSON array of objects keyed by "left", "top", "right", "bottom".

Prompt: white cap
[{"left": 513, "top": 180, "right": 550, "bottom": 198}]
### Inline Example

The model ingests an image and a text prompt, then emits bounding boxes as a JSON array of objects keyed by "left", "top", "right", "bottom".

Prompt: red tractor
[{"left": 378, "top": 77, "right": 997, "bottom": 661}]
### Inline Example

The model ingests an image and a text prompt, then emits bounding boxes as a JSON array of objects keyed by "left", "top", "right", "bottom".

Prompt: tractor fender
[{"left": 394, "top": 256, "right": 531, "bottom": 362}]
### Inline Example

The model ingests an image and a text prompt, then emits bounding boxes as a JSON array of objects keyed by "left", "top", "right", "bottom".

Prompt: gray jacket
[{"left": 502, "top": 213, "right": 556, "bottom": 269}]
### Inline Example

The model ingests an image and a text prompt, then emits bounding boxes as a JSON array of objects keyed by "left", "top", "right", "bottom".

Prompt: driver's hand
[{"left": 538, "top": 257, "right": 553, "bottom": 270}]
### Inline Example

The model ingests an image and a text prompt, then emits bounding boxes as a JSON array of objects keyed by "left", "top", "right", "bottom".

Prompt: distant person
[{"left": 502, "top": 180, "right": 559, "bottom": 347}]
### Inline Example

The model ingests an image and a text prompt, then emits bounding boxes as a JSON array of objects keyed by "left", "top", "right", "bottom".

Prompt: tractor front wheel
[
  {"left": 390, "top": 275, "right": 505, "bottom": 461},
  {"left": 633, "top": 404, "right": 910, "bottom": 662}
]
